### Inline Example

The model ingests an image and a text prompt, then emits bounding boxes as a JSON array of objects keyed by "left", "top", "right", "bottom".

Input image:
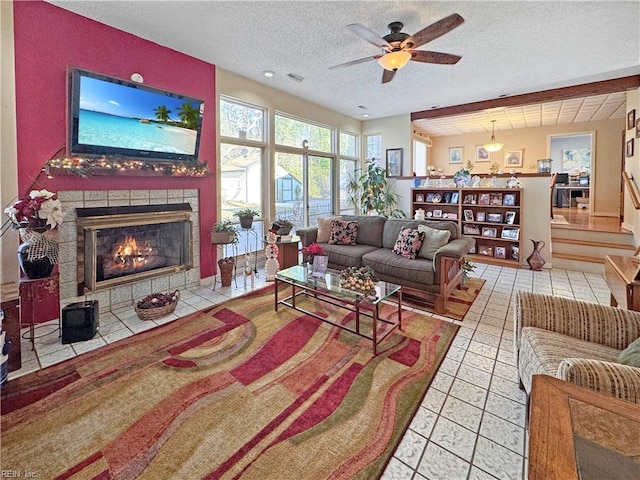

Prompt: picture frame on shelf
[
  {"left": 511, "top": 245, "right": 520, "bottom": 261},
  {"left": 463, "top": 194, "right": 477, "bottom": 204},
  {"left": 476, "top": 145, "right": 490, "bottom": 162},
  {"left": 505, "top": 149, "right": 524, "bottom": 168},
  {"left": 482, "top": 227, "right": 498, "bottom": 238},
  {"left": 626, "top": 139, "right": 634, "bottom": 158},
  {"left": 505, "top": 211, "right": 516, "bottom": 224},
  {"left": 490, "top": 193, "right": 503, "bottom": 206},
  {"left": 495, "top": 246, "right": 507, "bottom": 259},
  {"left": 451, "top": 192, "right": 459, "bottom": 204},
  {"left": 447, "top": 213, "right": 458, "bottom": 220},
  {"left": 478, "top": 193, "right": 490, "bottom": 205},
  {"left": 426, "top": 193, "right": 434, "bottom": 202},
  {"left": 386, "top": 148, "right": 403, "bottom": 177},
  {"left": 501, "top": 227, "right": 520, "bottom": 240},
  {"left": 478, "top": 245, "right": 493, "bottom": 256},
  {"left": 464, "top": 209, "right": 475, "bottom": 222},
  {"left": 487, "top": 213, "right": 502, "bottom": 223},
  {"left": 476, "top": 212, "right": 486, "bottom": 222},
  {"left": 463, "top": 224, "right": 480, "bottom": 235},
  {"left": 415, "top": 193, "right": 425, "bottom": 202},
  {"left": 443, "top": 192, "right": 452, "bottom": 203},
  {"left": 503, "top": 193, "right": 516, "bottom": 206},
  {"left": 433, "top": 209, "right": 443, "bottom": 218},
  {"left": 628, "top": 109, "right": 636, "bottom": 130},
  {"left": 449, "top": 147, "right": 463, "bottom": 164}
]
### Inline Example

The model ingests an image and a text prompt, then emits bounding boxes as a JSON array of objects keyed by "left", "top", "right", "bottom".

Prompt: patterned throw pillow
[
  {"left": 317, "top": 216, "right": 343, "bottom": 243},
  {"left": 392, "top": 227, "right": 425, "bottom": 260},
  {"left": 328, "top": 220, "right": 358, "bottom": 245},
  {"left": 418, "top": 224, "right": 451, "bottom": 260}
]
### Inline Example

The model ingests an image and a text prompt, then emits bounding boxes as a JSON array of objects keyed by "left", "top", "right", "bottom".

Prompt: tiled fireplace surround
[{"left": 57, "top": 189, "right": 202, "bottom": 312}]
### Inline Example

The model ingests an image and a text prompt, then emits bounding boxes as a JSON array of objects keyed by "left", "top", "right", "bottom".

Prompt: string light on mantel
[{"left": 45, "top": 156, "right": 210, "bottom": 178}]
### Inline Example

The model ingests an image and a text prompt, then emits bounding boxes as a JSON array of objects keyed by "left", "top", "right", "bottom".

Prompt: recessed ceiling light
[
  {"left": 499, "top": 94, "right": 510, "bottom": 98},
  {"left": 362, "top": 114, "right": 370, "bottom": 118},
  {"left": 431, "top": 106, "right": 440, "bottom": 109},
  {"left": 262, "top": 70, "right": 275, "bottom": 78}
]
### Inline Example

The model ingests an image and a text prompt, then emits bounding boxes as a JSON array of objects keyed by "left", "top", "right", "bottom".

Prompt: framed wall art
[
  {"left": 386, "top": 148, "right": 403, "bottom": 177},
  {"left": 628, "top": 109, "right": 636, "bottom": 130},
  {"left": 505, "top": 149, "right": 523, "bottom": 168},
  {"left": 627, "top": 139, "right": 634, "bottom": 158},
  {"left": 636, "top": 118, "right": 640, "bottom": 139},
  {"left": 476, "top": 145, "right": 490, "bottom": 162},
  {"left": 449, "top": 147, "right": 463, "bottom": 164}
]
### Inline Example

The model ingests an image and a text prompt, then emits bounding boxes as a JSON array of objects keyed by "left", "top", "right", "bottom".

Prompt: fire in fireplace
[{"left": 76, "top": 204, "right": 192, "bottom": 292}]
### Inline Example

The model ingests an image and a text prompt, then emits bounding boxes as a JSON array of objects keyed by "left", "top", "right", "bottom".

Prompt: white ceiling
[{"left": 49, "top": 1, "right": 640, "bottom": 128}]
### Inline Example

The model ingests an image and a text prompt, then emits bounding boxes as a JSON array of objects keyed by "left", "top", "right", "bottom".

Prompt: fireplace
[{"left": 76, "top": 204, "right": 192, "bottom": 293}]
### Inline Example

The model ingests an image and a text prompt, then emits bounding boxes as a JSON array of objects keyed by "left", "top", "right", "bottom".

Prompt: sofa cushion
[
  {"left": 321, "top": 243, "right": 378, "bottom": 269},
  {"left": 328, "top": 220, "right": 358, "bottom": 245},
  {"left": 617, "top": 336, "right": 640, "bottom": 367},
  {"left": 362, "top": 249, "right": 435, "bottom": 287},
  {"left": 317, "top": 216, "right": 342, "bottom": 243},
  {"left": 418, "top": 224, "right": 451, "bottom": 260},
  {"left": 341, "top": 215, "right": 386, "bottom": 247},
  {"left": 392, "top": 227, "right": 424, "bottom": 260},
  {"left": 519, "top": 327, "right": 621, "bottom": 390},
  {"left": 382, "top": 218, "right": 459, "bottom": 249}
]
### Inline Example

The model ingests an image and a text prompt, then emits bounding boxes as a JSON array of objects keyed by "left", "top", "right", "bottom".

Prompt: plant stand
[{"left": 212, "top": 242, "right": 237, "bottom": 290}]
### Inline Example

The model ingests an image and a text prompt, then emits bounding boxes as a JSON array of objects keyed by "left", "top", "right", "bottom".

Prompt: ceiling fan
[{"left": 329, "top": 13, "right": 464, "bottom": 84}]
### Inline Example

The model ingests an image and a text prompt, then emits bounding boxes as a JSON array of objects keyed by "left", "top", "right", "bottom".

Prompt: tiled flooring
[{"left": 8, "top": 264, "right": 611, "bottom": 480}]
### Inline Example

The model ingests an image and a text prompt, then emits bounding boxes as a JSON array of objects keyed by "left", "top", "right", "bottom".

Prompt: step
[
  {"left": 551, "top": 239, "right": 635, "bottom": 260},
  {"left": 550, "top": 227, "right": 634, "bottom": 247},
  {"left": 550, "top": 237, "right": 636, "bottom": 251},
  {"left": 551, "top": 254, "right": 605, "bottom": 275}
]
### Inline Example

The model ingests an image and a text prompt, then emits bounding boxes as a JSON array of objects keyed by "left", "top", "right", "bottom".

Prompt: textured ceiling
[{"left": 48, "top": 1, "right": 640, "bottom": 124}]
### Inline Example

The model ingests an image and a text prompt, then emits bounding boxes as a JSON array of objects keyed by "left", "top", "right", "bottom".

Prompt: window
[
  {"left": 365, "top": 134, "right": 382, "bottom": 163},
  {"left": 339, "top": 131, "right": 358, "bottom": 215},
  {"left": 275, "top": 114, "right": 331, "bottom": 152}
]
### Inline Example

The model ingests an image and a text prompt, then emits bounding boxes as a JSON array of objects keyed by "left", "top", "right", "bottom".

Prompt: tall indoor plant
[{"left": 347, "top": 159, "right": 405, "bottom": 218}]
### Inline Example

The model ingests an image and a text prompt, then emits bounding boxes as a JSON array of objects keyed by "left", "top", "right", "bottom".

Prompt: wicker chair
[{"left": 514, "top": 291, "right": 640, "bottom": 403}]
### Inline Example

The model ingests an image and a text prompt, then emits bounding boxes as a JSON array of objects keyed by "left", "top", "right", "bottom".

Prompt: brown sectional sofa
[{"left": 296, "top": 215, "right": 474, "bottom": 313}]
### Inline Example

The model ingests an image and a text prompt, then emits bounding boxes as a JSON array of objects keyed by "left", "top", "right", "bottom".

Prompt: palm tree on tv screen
[
  {"left": 177, "top": 102, "right": 199, "bottom": 129},
  {"left": 153, "top": 105, "right": 171, "bottom": 122}
]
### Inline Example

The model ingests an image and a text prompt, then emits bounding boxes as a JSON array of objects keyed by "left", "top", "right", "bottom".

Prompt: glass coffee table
[{"left": 274, "top": 265, "right": 403, "bottom": 355}]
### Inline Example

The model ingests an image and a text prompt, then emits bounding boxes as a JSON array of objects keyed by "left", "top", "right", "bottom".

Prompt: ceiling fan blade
[
  {"left": 411, "top": 50, "right": 462, "bottom": 65},
  {"left": 329, "top": 55, "right": 381, "bottom": 70},
  {"left": 401, "top": 13, "right": 464, "bottom": 49},
  {"left": 347, "top": 23, "right": 390, "bottom": 49},
  {"left": 382, "top": 69, "right": 395, "bottom": 84}
]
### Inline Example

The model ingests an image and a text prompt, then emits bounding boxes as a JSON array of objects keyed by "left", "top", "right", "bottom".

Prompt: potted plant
[
  {"left": 346, "top": 159, "right": 405, "bottom": 218},
  {"left": 276, "top": 218, "right": 294, "bottom": 236},
  {"left": 211, "top": 219, "right": 238, "bottom": 244},
  {"left": 461, "top": 258, "right": 476, "bottom": 286},
  {"left": 234, "top": 208, "right": 260, "bottom": 229}
]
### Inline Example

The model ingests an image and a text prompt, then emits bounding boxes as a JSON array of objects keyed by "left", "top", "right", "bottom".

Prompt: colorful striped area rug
[{"left": 1, "top": 284, "right": 459, "bottom": 480}]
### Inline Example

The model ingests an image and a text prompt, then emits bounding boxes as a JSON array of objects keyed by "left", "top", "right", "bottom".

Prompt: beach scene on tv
[{"left": 78, "top": 76, "right": 202, "bottom": 155}]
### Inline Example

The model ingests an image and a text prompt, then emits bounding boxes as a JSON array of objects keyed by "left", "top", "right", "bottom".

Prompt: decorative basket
[{"left": 135, "top": 290, "right": 180, "bottom": 321}]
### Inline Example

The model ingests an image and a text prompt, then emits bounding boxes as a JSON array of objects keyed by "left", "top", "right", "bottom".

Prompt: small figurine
[{"left": 243, "top": 253, "right": 255, "bottom": 288}]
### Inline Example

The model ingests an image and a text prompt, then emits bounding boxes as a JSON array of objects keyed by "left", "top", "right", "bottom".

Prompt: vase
[
  {"left": 18, "top": 242, "right": 55, "bottom": 279},
  {"left": 239, "top": 216, "right": 254, "bottom": 229},
  {"left": 526, "top": 240, "right": 546, "bottom": 271}
]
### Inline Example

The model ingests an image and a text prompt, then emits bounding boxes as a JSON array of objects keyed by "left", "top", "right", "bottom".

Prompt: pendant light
[
  {"left": 377, "top": 50, "right": 412, "bottom": 71},
  {"left": 483, "top": 120, "right": 504, "bottom": 152}
]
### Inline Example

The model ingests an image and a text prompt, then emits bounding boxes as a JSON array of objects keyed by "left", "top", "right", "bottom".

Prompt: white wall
[{"left": 1, "top": 0, "right": 19, "bottom": 302}]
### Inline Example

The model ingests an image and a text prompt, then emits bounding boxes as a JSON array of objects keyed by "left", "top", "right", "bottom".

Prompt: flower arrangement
[
  {"left": 302, "top": 242, "right": 325, "bottom": 263},
  {"left": 4, "top": 189, "right": 65, "bottom": 230},
  {"left": 339, "top": 266, "right": 378, "bottom": 293}
]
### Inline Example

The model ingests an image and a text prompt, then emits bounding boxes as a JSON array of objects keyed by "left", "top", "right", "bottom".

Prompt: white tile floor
[{"left": 8, "top": 264, "right": 611, "bottom": 480}]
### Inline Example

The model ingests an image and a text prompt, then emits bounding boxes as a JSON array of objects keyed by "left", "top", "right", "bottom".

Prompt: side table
[
  {"left": 276, "top": 235, "right": 300, "bottom": 270},
  {"left": 19, "top": 273, "right": 61, "bottom": 350}
]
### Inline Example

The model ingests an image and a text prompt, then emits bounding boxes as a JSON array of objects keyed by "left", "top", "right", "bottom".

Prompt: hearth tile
[
  {"left": 59, "top": 190, "right": 84, "bottom": 201},
  {"left": 449, "top": 378, "right": 488, "bottom": 409},
  {"left": 101, "top": 328, "right": 134, "bottom": 344},
  {"left": 59, "top": 281, "right": 77, "bottom": 300},
  {"left": 38, "top": 345, "right": 76, "bottom": 368},
  {"left": 168, "top": 189, "right": 184, "bottom": 198},
  {"left": 7, "top": 358, "right": 40, "bottom": 380},
  {"left": 97, "top": 320, "right": 127, "bottom": 336},
  {"left": 381, "top": 457, "right": 415, "bottom": 480},
  {"left": 441, "top": 396, "right": 482, "bottom": 433},
  {"left": 126, "top": 319, "right": 159, "bottom": 334},
  {"left": 59, "top": 222, "right": 76, "bottom": 242},
  {"left": 394, "top": 429, "right": 427, "bottom": 469},
  {"left": 456, "top": 364, "right": 491, "bottom": 390},
  {"left": 480, "top": 411, "right": 525, "bottom": 455},
  {"left": 83, "top": 200, "right": 109, "bottom": 209},
  {"left": 187, "top": 298, "right": 216, "bottom": 311},
  {"left": 130, "top": 199, "right": 151, "bottom": 206},
  {"left": 110, "top": 285, "right": 132, "bottom": 307},
  {"left": 431, "top": 371, "right": 454, "bottom": 394},
  {"left": 417, "top": 442, "right": 470, "bottom": 480},
  {"left": 129, "top": 190, "right": 150, "bottom": 200},
  {"left": 84, "top": 190, "right": 107, "bottom": 201},
  {"left": 186, "top": 268, "right": 201, "bottom": 287},
  {"left": 132, "top": 280, "right": 153, "bottom": 301},
  {"left": 152, "top": 276, "right": 171, "bottom": 293},
  {"left": 108, "top": 190, "right": 130, "bottom": 201},
  {"left": 153, "top": 313, "right": 180, "bottom": 325},
  {"left": 111, "top": 305, "right": 138, "bottom": 321},
  {"left": 35, "top": 337, "right": 67, "bottom": 357},
  {"left": 409, "top": 406, "right": 438, "bottom": 438},
  {"left": 173, "top": 304, "right": 198, "bottom": 318},
  {"left": 422, "top": 387, "right": 447, "bottom": 414},
  {"left": 170, "top": 272, "right": 186, "bottom": 290},
  {"left": 473, "top": 437, "right": 523, "bottom": 480},
  {"left": 484, "top": 392, "right": 526, "bottom": 428},
  {"left": 469, "top": 466, "right": 499, "bottom": 480},
  {"left": 184, "top": 188, "right": 198, "bottom": 197},
  {"left": 71, "top": 336, "right": 107, "bottom": 355}
]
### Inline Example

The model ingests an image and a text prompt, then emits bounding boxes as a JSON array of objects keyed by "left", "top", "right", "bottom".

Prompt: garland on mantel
[{"left": 45, "top": 156, "right": 211, "bottom": 178}]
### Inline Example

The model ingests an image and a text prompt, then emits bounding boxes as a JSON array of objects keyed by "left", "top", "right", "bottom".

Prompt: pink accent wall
[{"left": 13, "top": 1, "right": 217, "bottom": 277}]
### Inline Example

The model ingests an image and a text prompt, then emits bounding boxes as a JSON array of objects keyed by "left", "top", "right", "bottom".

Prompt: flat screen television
[{"left": 69, "top": 68, "right": 204, "bottom": 162}]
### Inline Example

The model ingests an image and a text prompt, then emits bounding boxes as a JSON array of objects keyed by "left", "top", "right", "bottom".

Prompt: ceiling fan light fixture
[
  {"left": 377, "top": 50, "right": 412, "bottom": 71},
  {"left": 483, "top": 120, "right": 504, "bottom": 152}
]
